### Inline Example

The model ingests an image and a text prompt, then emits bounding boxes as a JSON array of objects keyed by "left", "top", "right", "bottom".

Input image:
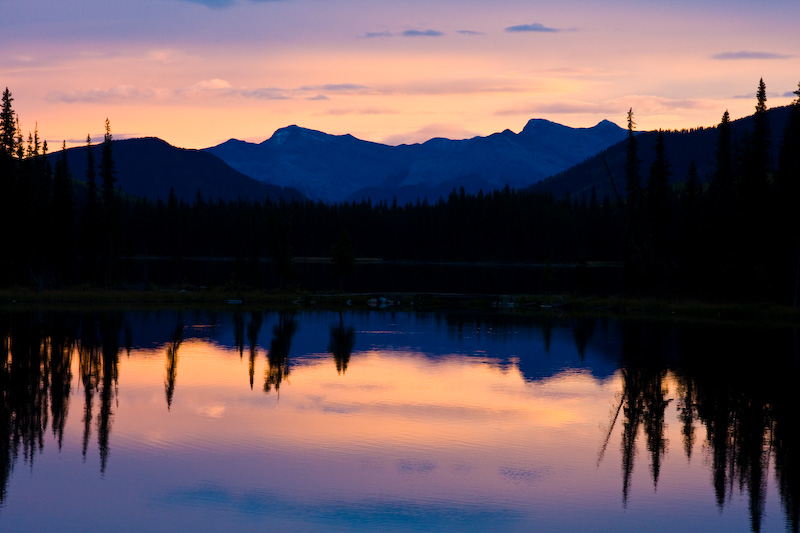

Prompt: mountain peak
[
  {"left": 591, "top": 119, "right": 624, "bottom": 132},
  {"left": 206, "top": 116, "right": 629, "bottom": 203},
  {"left": 268, "top": 124, "right": 342, "bottom": 146},
  {"left": 520, "top": 118, "right": 568, "bottom": 136}
]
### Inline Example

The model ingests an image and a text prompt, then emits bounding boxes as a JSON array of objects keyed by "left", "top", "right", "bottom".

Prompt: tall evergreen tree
[
  {"left": 100, "top": 118, "right": 116, "bottom": 211},
  {"left": 752, "top": 78, "right": 771, "bottom": 185},
  {"left": 0, "top": 88, "right": 16, "bottom": 158},
  {"left": 0, "top": 88, "right": 16, "bottom": 283},
  {"left": 99, "top": 119, "right": 118, "bottom": 283},
  {"left": 711, "top": 110, "right": 733, "bottom": 200},
  {"left": 625, "top": 108, "right": 642, "bottom": 210},
  {"left": 82, "top": 134, "right": 101, "bottom": 283},
  {"left": 623, "top": 108, "right": 645, "bottom": 290},
  {"left": 14, "top": 117, "right": 23, "bottom": 160}
]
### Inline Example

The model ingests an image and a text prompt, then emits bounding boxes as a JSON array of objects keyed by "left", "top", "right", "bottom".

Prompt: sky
[{"left": 4, "top": 0, "right": 800, "bottom": 149}]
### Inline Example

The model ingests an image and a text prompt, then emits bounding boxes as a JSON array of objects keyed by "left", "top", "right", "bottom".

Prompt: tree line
[{"left": 1, "top": 80, "right": 799, "bottom": 301}]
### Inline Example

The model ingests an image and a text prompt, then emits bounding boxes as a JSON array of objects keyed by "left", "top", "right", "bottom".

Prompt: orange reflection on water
[
  {"left": 111, "top": 341, "right": 618, "bottom": 448},
  {"left": 4, "top": 312, "right": 789, "bottom": 531},
  {"left": 86, "top": 340, "right": 626, "bottom": 504},
  {"left": 46, "top": 333, "right": 749, "bottom": 529}
]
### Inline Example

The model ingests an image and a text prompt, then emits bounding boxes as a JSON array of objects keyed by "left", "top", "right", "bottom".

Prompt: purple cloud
[
  {"left": 300, "top": 83, "right": 368, "bottom": 91},
  {"left": 178, "top": 0, "right": 236, "bottom": 7},
  {"left": 505, "top": 23, "right": 560, "bottom": 33},
  {"left": 712, "top": 51, "right": 791, "bottom": 60},
  {"left": 177, "top": 0, "right": 285, "bottom": 7},
  {"left": 402, "top": 29, "right": 444, "bottom": 37},
  {"left": 362, "top": 31, "right": 393, "bottom": 38}
]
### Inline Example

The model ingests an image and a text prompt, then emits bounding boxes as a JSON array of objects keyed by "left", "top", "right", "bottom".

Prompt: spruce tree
[
  {"left": 82, "top": 134, "right": 100, "bottom": 283},
  {"left": 623, "top": 108, "right": 645, "bottom": 290},
  {"left": 736, "top": 79, "right": 773, "bottom": 298},
  {"left": 711, "top": 110, "right": 733, "bottom": 200},
  {"left": 14, "top": 117, "right": 23, "bottom": 160},
  {"left": 99, "top": 118, "right": 118, "bottom": 283},
  {"left": 0, "top": 88, "right": 16, "bottom": 284},
  {"left": 752, "top": 78, "right": 771, "bottom": 183},
  {"left": 100, "top": 118, "right": 116, "bottom": 211},
  {"left": 625, "top": 108, "right": 641, "bottom": 209},
  {"left": 0, "top": 88, "right": 16, "bottom": 158}
]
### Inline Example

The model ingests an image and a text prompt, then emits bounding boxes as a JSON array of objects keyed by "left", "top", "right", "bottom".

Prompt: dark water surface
[{"left": 1, "top": 308, "right": 798, "bottom": 532}]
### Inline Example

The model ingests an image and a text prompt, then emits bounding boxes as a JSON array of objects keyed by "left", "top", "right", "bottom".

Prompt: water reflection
[
  {"left": 0, "top": 308, "right": 799, "bottom": 531},
  {"left": 265, "top": 312, "right": 296, "bottom": 394},
  {"left": 164, "top": 313, "right": 183, "bottom": 409},
  {"left": 329, "top": 312, "right": 355, "bottom": 374},
  {"left": 246, "top": 311, "right": 261, "bottom": 390}
]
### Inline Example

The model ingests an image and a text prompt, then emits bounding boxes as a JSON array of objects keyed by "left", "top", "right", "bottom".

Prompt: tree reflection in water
[
  {"left": 329, "top": 312, "right": 355, "bottom": 374},
  {"left": 617, "top": 322, "right": 671, "bottom": 507},
  {"left": 264, "top": 312, "right": 296, "bottom": 394},
  {"left": 609, "top": 320, "right": 800, "bottom": 533},
  {"left": 0, "top": 309, "right": 799, "bottom": 532},
  {"left": 96, "top": 311, "right": 121, "bottom": 475},
  {"left": 246, "top": 311, "right": 262, "bottom": 390},
  {"left": 164, "top": 313, "right": 183, "bottom": 410}
]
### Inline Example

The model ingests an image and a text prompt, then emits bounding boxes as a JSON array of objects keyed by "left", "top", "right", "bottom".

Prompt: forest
[{"left": 1, "top": 79, "right": 799, "bottom": 303}]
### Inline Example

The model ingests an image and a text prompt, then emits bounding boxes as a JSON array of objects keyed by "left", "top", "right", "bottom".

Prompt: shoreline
[{"left": 1, "top": 287, "right": 798, "bottom": 326}]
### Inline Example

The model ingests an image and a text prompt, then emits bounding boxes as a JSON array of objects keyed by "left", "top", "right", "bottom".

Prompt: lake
[{"left": 0, "top": 307, "right": 797, "bottom": 532}]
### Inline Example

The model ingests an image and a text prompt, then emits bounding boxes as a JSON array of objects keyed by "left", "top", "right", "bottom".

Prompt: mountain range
[
  {"left": 57, "top": 107, "right": 789, "bottom": 206},
  {"left": 61, "top": 137, "right": 305, "bottom": 203},
  {"left": 532, "top": 105, "right": 792, "bottom": 200},
  {"left": 204, "top": 119, "right": 629, "bottom": 203}
]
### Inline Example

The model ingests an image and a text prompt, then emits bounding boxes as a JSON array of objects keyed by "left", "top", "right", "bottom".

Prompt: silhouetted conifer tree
[
  {"left": 0, "top": 88, "right": 17, "bottom": 283},
  {"left": 624, "top": 108, "right": 645, "bottom": 290},
  {"left": 99, "top": 119, "right": 118, "bottom": 283},
  {"left": 82, "top": 134, "right": 101, "bottom": 283},
  {"left": 0, "top": 88, "right": 17, "bottom": 158},
  {"left": 753, "top": 78, "right": 771, "bottom": 180},
  {"left": 625, "top": 108, "right": 642, "bottom": 210}
]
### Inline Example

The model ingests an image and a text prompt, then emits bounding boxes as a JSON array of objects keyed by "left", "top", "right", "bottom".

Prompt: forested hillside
[{"left": 1, "top": 80, "right": 798, "bottom": 303}]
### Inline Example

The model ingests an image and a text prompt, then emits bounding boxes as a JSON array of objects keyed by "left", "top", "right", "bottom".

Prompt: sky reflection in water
[{"left": 0, "top": 310, "right": 795, "bottom": 532}]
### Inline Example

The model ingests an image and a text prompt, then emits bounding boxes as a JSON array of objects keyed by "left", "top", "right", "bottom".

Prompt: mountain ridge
[
  {"left": 204, "top": 118, "right": 629, "bottom": 203},
  {"left": 531, "top": 105, "right": 793, "bottom": 200},
  {"left": 59, "top": 137, "right": 306, "bottom": 203}
]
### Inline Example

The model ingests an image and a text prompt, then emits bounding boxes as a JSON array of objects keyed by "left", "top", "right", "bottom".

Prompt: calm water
[{"left": 1, "top": 308, "right": 798, "bottom": 532}]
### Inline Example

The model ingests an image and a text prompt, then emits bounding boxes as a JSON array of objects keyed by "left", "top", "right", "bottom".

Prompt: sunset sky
[{"left": 5, "top": 0, "right": 800, "bottom": 149}]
